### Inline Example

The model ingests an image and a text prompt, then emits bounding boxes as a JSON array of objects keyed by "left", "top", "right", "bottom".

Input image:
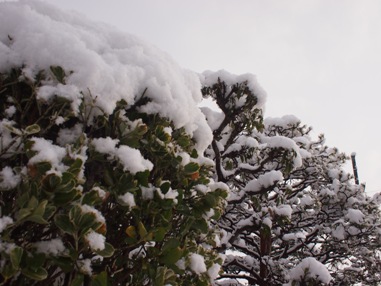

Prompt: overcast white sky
[{"left": 43, "top": 0, "right": 381, "bottom": 194}]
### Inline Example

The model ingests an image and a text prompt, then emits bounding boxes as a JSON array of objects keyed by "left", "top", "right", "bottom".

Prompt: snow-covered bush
[
  {"left": 201, "top": 71, "right": 381, "bottom": 285},
  {"left": 0, "top": 2, "right": 227, "bottom": 285}
]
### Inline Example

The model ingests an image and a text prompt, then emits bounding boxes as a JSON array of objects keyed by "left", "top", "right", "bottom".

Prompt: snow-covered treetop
[{"left": 0, "top": 0, "right": 212, "bottom": 152}]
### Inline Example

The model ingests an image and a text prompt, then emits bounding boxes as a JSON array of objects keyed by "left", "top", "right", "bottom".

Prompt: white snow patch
[
  {"left": 78, "top": 258, "right": 92, "bottom": 275},
  {"left": 244, "top": 170, "right": 283, "bottom": 193},
  {"left": 85, "top": 230, "right": 106, "bottom": 251},
  {"left": 189, "top": 253, "right": 207, "bottom": 274},
  {"left": 288, "top": 257, "right": 332, "bottom": 284},
  {"left": 201, "top": 70, "right": 267, "bottom": 109},
  {"left": 92, "top": 137, "right": 153, "bottom": 174},
  {"left": 115, "top": 145, "right": 153, "bottom": 174},
  {"left": 0, "top": 167, "right": 21, "bottom": 190},
  {"left": 0, "top": 216, "right": 13, "bottom": 233},
  {"left": 34, "top": 238, "right": 65, "bottom": 256},
  {"left": 346, "top": 208, "right": 364, "bottom": 224},
  {"left": 80, "top": 204, "right": 105, "bottom": 224},
  {"left": 28, "top": 137, "right": 67, "bottom": 172},
  {"left": 118, "top": 192, "right": 136, "bottom": 208},
  {"left": 57, "top": 124, "right": 83, "bottom": 146},
  {"left": 207, "top": 263, "right": 221, "bottom": 281}
]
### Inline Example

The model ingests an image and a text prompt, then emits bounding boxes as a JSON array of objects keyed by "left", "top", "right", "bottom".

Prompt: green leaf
[
  {"left": 159, "top": 246, "right": 183, "bottom": 266},
  {"left": 57, "top": 179, "right": 76, "bottom": 193},
  {"left": 1, "top": 264, "right": 18, "bottom": 280},
  {"left": 82, "top": 190, "right": 103, "bottom": 206},
  {"left": 53, "top": 188, "right": 81, "bottom": 206},
  {"left": 160, "top": 182, "right": 171, "bottom": 194},
  {"left": 10, "top": 247, "right": 23, "bottom": 269},
  {"left": 50, "top": 65, "right": 66, "bottom": 84},
  {"left": 4, "top": 124, "right": 22, "bottom": 135},
  {"left": 94, "top": 242, "right": 114, "bottom": 258},
  {"left": 162, "top": 238, "right": 180, "bottom": 253},
  {"left": 153, "top": 227, "right": 167, "bottom": 242},
  {"left": 27, "top": 214, "right": 49, "bottom": 225},
  {"left": 184, "top": 162, "right": 199, "bottom": 175},
  {"left": 26, "top": 252, "right": 46, "bottom": 270},
  {"left": 22, "top": 267, "right": 48, "bottom": 281},
  {"left": 52, "top": 256, "right": 75, "bottom": 273},
  {"left": 70, "top": 274, "right": 84, "bottom": 286},
  {"left": 55, "top": 214, "right": 76, "bottom": 235},
  {"left": 33, "top": 200, "right": 48, "bottom": 216},
  {"left": 78, "top": 213, "right": 102, "bottom": 236},
  {"left": 137, "top": 221, "right": 148, "bottom": 238},
  {"left": 24, "top": 124, "right": 41, "bottom": 135},
  {"left": 91, "top": 271, "right": 108, "bottom": 286},
  {"left": 16, "top": 208, "right": 32, "bottom": 221},
  {"left": 27, "top": 196, "right": 39, "bottom": 209}
]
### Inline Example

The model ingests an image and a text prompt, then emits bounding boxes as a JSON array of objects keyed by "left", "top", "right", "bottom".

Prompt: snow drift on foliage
[
  {"left": 288, "top": 257, "right": 332, "bottom": 284},
  {"left": 200, "top": 70, "right": 267, "bottom": 110},
  {"left": 0, "top": 0, "right": 212, "bottom": 152}
]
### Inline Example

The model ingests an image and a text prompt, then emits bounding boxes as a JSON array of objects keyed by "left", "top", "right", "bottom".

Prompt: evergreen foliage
[{"left": 0, "top": 67, "right": 226, "bottom": 285}]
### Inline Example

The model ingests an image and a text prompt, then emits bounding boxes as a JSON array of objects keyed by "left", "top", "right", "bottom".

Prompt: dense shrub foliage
[{"left": 0, "top": 67, "right": 227, "bottom": 285}]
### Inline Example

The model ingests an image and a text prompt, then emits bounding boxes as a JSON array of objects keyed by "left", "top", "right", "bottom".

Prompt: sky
[{"left": 30, "top": 0, "right": 381, "bottom": 194}]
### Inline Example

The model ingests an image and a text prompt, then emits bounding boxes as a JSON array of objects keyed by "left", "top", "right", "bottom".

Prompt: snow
[
  {"left": 4, "top": 106, "right": 16, "bottom": 118},
  {"left": 0, "top": 167, "right": 21, "bottom": 190},
  {"left": 261, "top": 135, "right": 302, "bottom": 168},
  {"left": 189, "top": 253, "right": 207, "bottom": 274},
  {"left": 264, "top": 114, "right": 300, "bottom": 128},
  {"left": 92, "top": 137, "right": 153, "bottom": 174},
  {"left": 92, "top": 137, "right": 119, "bottom": 155},
  {"left": 28, "top": 137, "right": 67, "bottom": 172},
  {"left": 91, "top": 186, "right": 107, "bottom": 199},
  {"left": 346, "top": 208, "right": 364, "bottom": 224},
  {"left": 85, "top": 230, "right": 106, "bottom": 251},
  {"left": 207, "top": 263, "right": 221, "bottom": 281},
  {"left": 80, "top": 204, "right": 105, "bottom": 224},
  {"left": 115, "top": 145, "right": 153, "bottom": 174},
  {"left": 0, "top": 216, "right": 13, "bottom": 233},
  {"left": 273, "top": 204, "right": 292, "bottom": 218},
  {"left": 0, "top": 0, "right": 213, "bottom": 153},
  {"left": 244, "top": 170, "right": 284, "bottom": 193},
  {"left": 200, "top": 106, "right": 225, "bottom": 131},
  {"left": 34, "top": 238, "right": 65, "bottom": 256},
  {"left": 288, "top": 257, "right": 332, "bottom": 284},
  {"left": 201, "top": 70, "right": 267, "bottom": 110},
  {"left": 57, "top": 124, "right": 83, "bottom": 146},
  {"left": 78, "top": 258, "right": 92, "bottom": 275},
  {"left": 118, "top": 192, "right": 136, "bottom": 208}
]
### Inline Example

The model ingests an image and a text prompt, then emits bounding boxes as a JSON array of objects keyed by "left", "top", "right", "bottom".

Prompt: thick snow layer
[
  {"left": 261, "top": 135, "right": 302, "bottom": 168},
  {"left": 288, "top": 257, "right": 332, "bottom": 284},
  {"left": 264, "top": 114, "right": 300, "bottom": 128},
  {"left": 92, "top": 137, "right": 153, "bottom": 174},
  {"left": 244, "top": 170, "right": 284, "bottom": 193},
  {"left": 201, "top": 70, "right": 267, "bottom": 110},
  {"left": 0, "top": 1, "right": 212, "bottom": 152}
]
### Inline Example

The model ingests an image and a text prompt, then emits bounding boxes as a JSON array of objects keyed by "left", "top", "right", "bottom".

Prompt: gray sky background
[{"left": 45, "top": 0, "right": 381, "bottom": 195}]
